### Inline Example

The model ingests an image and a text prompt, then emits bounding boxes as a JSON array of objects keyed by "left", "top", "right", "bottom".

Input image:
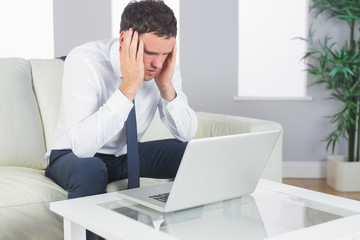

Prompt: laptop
[{"left": 117, "top": 130, "right": 280, "bottom": 212}]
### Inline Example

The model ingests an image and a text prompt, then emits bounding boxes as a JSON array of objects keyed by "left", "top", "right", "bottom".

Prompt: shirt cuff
[
  {"left": 106, "top": 89, "right": 134, "bottom": 119},
  {"left": 161, "top": 94, "right": 183, "bottom": 116}
]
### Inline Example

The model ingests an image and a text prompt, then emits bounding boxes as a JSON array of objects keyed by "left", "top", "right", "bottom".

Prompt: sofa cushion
[
  {"left": 0, "top": 58, "right": 47, "bottom": 169},
  {"left": 141, "top": 109, "right": 173, "bottom": 141},
  {"left": 0, "top": 166, "right": 67, "bottom": 207},
  {"left": 0, "top": 165, "right": 170, "bottom": 207},
  {"left": 30, "top": 59, "right": 64, "bottom": 151}
]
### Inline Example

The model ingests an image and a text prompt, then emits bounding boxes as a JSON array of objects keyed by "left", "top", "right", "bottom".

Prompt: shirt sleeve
[
  {"left": 157, "top": 64, "right": 198, "bottom": 142},
  {"left": 62, "top": 55, "right": 133, "bottom": 157}
]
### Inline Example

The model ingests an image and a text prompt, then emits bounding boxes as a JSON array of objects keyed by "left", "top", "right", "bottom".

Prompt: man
[{"left": 45, "top": 1, "right": 197, "bottom": 238}]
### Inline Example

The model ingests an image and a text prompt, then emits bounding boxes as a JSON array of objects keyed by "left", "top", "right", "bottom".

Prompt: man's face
[{"left": 138, "top": 32, "right": 175, "bottom": 81}]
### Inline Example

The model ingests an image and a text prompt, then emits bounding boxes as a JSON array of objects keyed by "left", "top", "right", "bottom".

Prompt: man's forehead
[{"left": 140, "top": 32, "right": 175, "bottom": 53}]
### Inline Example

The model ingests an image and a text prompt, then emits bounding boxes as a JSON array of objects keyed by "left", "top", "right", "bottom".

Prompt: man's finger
[
  {"left": 129, "top": 30, "right": 138, "bottom": 61},
  {"left": 170, "top": 39, "right": 177, "bottom": 61},
  {"left": 123, "top": 28, "right": 133, "bottom": 56},
  {"left": 137, "top": 40, "right": 144, "bottom": 64}
]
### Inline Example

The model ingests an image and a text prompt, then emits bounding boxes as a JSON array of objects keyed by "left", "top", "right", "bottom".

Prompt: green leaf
[{"left": 300, "top": 0, "right": 360, "bottom": 156}]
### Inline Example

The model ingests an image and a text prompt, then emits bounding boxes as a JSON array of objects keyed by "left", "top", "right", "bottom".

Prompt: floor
[{"left": 282, "top": 178, "right": 360, "bottom": 201}]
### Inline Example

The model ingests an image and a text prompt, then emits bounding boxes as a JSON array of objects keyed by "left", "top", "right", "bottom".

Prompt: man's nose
[{"left": 151, "top": 55, "right": 165, "bottom": 69}]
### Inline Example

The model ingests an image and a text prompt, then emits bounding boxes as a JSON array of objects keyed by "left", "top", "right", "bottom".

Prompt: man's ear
[{"left": 119, "top": 31, "right": 126, "bottom": 48}]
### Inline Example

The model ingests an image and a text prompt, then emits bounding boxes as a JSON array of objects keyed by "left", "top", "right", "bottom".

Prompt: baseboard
[{"left": 282, "top": 161, "right": 326, "bottom": 178}]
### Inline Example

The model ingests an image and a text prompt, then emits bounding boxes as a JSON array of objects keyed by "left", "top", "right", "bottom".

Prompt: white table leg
[{"left": 63, "top": 218, "right": 86, "bottom": 240}]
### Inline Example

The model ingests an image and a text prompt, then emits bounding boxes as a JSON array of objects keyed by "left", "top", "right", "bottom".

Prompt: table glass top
[{"left": 99, "top": 187, "right": 356, "bottom": 239}]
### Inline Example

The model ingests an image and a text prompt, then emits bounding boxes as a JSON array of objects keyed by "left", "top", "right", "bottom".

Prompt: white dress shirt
[{"left": 47, "top": 38, "right": 197, "bottom": 159}]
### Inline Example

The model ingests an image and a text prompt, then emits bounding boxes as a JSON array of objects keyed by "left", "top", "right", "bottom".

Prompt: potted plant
[{"left": 301, "top": 0, "right": 360, "bottom": 191}]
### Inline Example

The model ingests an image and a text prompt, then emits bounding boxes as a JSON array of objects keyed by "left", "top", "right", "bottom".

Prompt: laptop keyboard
[{"left": 149, "top": 193, "right": 169, "bottom": 203}]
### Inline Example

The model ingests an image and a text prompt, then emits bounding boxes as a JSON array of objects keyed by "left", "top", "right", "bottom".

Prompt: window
[
  {"left": 236, "top": 0, "right": 310, "bottom": 100},
  {"left": 0, "top": 0, "right": 54, "bottom": 58}
]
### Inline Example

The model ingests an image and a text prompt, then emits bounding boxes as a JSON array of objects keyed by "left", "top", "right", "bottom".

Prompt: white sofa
[{"left": 0, "top": 58, "right": 283, "bottom": 240}]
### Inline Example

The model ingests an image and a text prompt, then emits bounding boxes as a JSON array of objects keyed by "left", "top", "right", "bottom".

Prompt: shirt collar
[{"left": 110, "top": 38, "right": 122, "bottom": 78}]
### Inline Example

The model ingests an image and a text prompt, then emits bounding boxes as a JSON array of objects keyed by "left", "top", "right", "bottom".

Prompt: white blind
[
  {"left": 238, "top": 0, "right": 308, "bottom": 98},
  {"left": 0, "top": 0, "right": 54, "bottom": 58}
]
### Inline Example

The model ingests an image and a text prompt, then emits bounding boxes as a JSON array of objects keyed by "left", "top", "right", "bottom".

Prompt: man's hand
[
  {"left": 119, "top": 28, "right": 144, "bottom": 101},
  {"left": 154, "top": 40, "right": 177, "bottom": 102}
]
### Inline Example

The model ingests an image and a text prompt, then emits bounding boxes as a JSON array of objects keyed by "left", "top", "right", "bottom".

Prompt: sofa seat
[
  {"left": 0, "top": 166, "right": 172, "bottom": 207},
  {"left": 0, "top": 167, "right": 67, "bottom": 207},
  {"left": 0, "top": 166, "right": 173, "bottom": 240}
]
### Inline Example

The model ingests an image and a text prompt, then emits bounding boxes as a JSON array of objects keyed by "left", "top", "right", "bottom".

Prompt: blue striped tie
[{"left": 126, "top": 101, "right": 140, "bottom": 189}]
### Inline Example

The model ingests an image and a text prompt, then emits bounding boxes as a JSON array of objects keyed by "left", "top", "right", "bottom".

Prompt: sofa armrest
[
  {"left": 141, "top": 111, "right": 283, "bottom": 182},
  {"left": 196, "top": 112, "right": 282, "bottom": 138},
  {"left": 195, "top": 112, "right": 283, "bottom": 182}
]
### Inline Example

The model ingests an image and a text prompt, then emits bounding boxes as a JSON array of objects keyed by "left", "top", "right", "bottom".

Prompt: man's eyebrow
[{"left": 144, "top": 49, "right": 172, "bottom": 55}]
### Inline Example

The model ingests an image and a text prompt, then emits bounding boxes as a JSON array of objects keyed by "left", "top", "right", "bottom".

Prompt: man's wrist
[
  {"left": 159, "top": 85, "right": 177, "bottom": 102},
  {"left": 119, "top": 83, "right": 138, "bottom": 101}
]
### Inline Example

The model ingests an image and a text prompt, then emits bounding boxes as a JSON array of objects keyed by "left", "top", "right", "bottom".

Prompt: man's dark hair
[{"left": 120, "top": 0, "right": 177, "bottom": 38}]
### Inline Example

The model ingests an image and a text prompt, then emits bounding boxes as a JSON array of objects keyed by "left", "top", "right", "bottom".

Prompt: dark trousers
[{"left": 45, "top": 139, "right": 188, "bottom": 240}]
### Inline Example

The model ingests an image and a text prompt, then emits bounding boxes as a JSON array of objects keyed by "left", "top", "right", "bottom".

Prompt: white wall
[
  {"left": 53, "top": 0, "right": 111, "bottom": 57},
  {"left": 53, "top": 0, "right": 179, "bottom": 57}
]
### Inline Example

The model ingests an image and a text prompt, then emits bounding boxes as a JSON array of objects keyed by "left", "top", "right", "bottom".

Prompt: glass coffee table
[{"left": 50, "top": 179, "right": 360, "bottom": 240}]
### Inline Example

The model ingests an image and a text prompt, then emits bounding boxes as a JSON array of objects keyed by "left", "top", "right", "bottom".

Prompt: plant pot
[{"left": 326, "top": 156, "right": 360, "bottom": 192}]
